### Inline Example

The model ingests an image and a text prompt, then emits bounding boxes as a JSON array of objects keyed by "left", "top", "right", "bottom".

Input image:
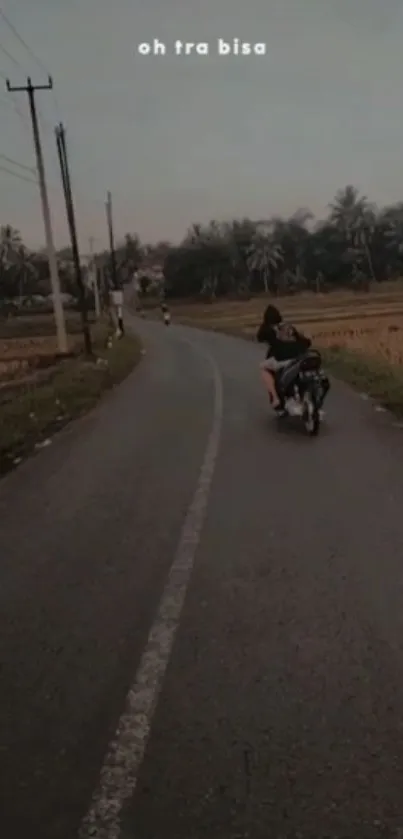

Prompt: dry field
[
  {"left": 0, "top": 313, "right": 92, "bottom": 384},
  {"left": 0, "top": 335, "right": 81, "bottom": 384},
  {"left": 172, "top": 288, "right": 403, "bottom": 369}
]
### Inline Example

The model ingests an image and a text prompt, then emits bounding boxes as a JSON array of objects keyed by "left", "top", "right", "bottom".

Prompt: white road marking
[{"left": 78, "top": 342, "right": 223, "bottom": 839}]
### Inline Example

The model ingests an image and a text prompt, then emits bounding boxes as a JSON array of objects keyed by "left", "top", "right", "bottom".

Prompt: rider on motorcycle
[{"left": 257, "top": 304, "right": 311, "bottom": 414}]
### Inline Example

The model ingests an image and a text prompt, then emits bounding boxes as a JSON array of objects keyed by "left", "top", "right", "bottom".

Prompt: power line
[
  {"left": 0, "top": 102, "right": 94, "bottom": 203},
  {"left": 0, "top": 68, "right": 31, "bottom": 128},
  {"left": 0, "top": 155, "right": 72, "bottom": 196},
  {"left": 2, "top": 65, "right": 60, "bottom": 149},
  {"left": 0, "top": 40, "right": 23, "bottom": 69},
  {"left": 0, "top": 15, "right": 104, "bottom": 214},
  {"left": 6, "top": 76, "right": 68, "bottom": 353},
  {"left": 2, "top": 76, "right": 57, "bottom": 145},
  {"left": 0, "top": 95, "right": 25, "bottom": 124},
  {"left": 0, "top": 163, "right": 37, "bottom": 184},
  {"left": 1, "top": 47, "right": 103, "bottom": 224},
  {"left": 0, "top": 153, "right": 35, "bottom": 172},
  {"left": 0, "top": 8, "right": 50, "bottom": 77},
  {"left": 0, "top": 8, "right": 60, "bottom": 117}
]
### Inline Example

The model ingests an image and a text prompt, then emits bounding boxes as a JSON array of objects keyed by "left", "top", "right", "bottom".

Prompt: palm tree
[
  {"left": 14, "top": 244, "right": 38, "bottom": 304},
  {"left": 329, "top": 186, "right": 377, "bottom": 283},
  {"left": 216, "top": 219, "right": 255, "bottom": 292},
  {"left": 246, "top": 232, "right": 283, "bottom": 294},
  {"left": 124, "top": 233, "right": 141, "bottom": 263},
  {"left": 351, "top": 210, "right": 377, "bottom": 284},
  {"left": 328, "top": 185, "right": 367, "bottom": 233},
  {"left": 382, "top": 204, "right": 403, "bottom": 263},
  {"left": 180, "top": 222, "right": 228, "bottom": 299},
  {"left": 0, "top": 224, "right": 22, "bottom": 266},
  {"left": 118, "top": 233, "right": 142, "bottom": 283},
  {"left": 0, "top": 226, "right": 37, "bottom": 304}
]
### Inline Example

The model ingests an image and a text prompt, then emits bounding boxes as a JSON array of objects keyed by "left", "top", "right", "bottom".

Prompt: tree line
[
  {"left": 0, "top": 227, "right": 146, "bottom": 314},
  {"left": 3, "top": 185, "right": 403, "bottom": 311},
  {"left": 163, "top": 186, "right": 403, "bottom": 299}
]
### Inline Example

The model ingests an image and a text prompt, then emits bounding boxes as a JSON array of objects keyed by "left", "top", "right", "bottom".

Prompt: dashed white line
[{"left": 78, "top": 342, "right": 223, "bottom": 839}]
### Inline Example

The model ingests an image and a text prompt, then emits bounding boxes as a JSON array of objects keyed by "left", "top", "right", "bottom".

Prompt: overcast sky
[{"left": 1, "top": 0, "right": 403, "bottom": 251}]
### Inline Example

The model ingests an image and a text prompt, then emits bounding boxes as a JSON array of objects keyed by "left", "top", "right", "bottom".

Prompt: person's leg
[{"left": 260, "top": 360, "right": 281, "bottom": 407}]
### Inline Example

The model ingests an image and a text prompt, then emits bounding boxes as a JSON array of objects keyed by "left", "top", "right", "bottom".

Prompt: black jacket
[{"left": 257, "top": 320, "right": 311, "bottom": 361}]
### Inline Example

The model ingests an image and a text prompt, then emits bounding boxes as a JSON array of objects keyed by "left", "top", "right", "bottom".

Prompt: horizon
[{"left": 2, "top": 1, "right": 403, "bottom": 252}]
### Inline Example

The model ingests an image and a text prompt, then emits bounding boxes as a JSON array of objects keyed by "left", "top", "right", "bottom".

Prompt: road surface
[{"left": 2, "top": 315, "right": 403, "bottom": 838}]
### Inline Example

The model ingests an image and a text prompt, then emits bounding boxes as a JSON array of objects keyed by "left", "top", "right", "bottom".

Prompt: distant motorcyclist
[
  {"left": 257, "top": 304, "right": 311, "bottom": 413},
  {"left": 161, "top": 302, "right": 171, "bottom": 325}
]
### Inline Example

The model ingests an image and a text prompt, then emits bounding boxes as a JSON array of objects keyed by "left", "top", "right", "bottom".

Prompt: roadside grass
[
  {"left": 321, "top": 346, "right": 403, "bottom": 417},
  {"left": 0, "top": 323, "right": 142, "bottom": 476}
]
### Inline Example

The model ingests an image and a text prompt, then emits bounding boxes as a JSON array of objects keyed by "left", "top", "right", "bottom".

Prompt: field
[
  {"left": 170, "top": 286, "right": 403, "bottom": 414},
  {"left": 0, "top": 312, "right": 96, "bottom": 385},
  {"left": 171, "top": 287, "right": 403, "bottom": 360},
  {"left": 0, "top": 310, "right": 142, "bottom": 475}
]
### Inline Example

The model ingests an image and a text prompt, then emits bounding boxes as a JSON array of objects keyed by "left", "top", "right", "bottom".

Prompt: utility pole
[
  {"left": 55, "top": 122, "right": 92, "bottom": 356},
  {"left": 105, "top": 191, "right": 118, "bottom": 289},
  {"left": 6, "top": 77, "right": 68, "bottom": 354},
  {"left": 89, "top": 236, "right": 101, "bottom": 319},
  {"left": 105, "top": 191, "right": 124, "bottom": 333}
]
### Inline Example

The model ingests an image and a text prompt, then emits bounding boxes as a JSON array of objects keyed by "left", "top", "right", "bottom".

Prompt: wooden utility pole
[
  {"left": 55, "top": 122, "right": 92, "bottom": 355},
  {"left": 105, "top": 191, "right": 124, "bottom": 333},
  {"left": 89, "top": 236, "right": 101, "bottom": 318},
  {"left": 6, "top": 77, "right": 68, "bottom": 354},
  {"left": 105, "top": 191, "right": 118, "bottom": 289}
]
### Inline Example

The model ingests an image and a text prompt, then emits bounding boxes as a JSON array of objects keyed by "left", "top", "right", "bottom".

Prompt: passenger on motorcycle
[{"left": 257, "top": 304, "right": 311, "bottom": 414}]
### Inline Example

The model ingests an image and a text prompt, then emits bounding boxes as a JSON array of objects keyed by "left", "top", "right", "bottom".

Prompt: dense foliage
[
  {"left": 163, "top": 186, "right": 403, "bottom": 299},
  {"left": 3, "top": 185, "right": 403, "bottom": 309},
  {"left": 0, "top": 227, "right": 144, "bottom": 312}
]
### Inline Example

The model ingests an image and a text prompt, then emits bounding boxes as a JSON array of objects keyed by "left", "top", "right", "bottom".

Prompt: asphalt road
[{"left": 2, "top": 316, "right": 403, "bottom": 838}]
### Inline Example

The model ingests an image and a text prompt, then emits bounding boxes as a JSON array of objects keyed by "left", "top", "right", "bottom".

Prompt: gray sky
[{"left": 1, "top": 0, "right": 403, "bottom": 250}]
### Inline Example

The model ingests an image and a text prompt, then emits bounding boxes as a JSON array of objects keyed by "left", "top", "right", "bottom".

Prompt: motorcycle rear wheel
[{"left": 302, "top": 392, "right": 320, "bottom": 436}]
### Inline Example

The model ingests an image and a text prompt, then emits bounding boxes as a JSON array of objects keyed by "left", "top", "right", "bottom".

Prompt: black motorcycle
[{"left": 274, "top": 350, "right": 330, "bottom": 436}]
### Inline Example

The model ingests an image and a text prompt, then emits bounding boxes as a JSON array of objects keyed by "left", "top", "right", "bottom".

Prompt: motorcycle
[{"left": 273, "top": 350, "right": 330, "bottom": 436}]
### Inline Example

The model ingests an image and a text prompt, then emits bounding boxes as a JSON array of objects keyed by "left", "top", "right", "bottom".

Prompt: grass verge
[
  {"left": 321, "top": 346, "right": 403, "bottom": 417},
  {"left": 0, "top": 326, "right": 142, "bottom": 476}
]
